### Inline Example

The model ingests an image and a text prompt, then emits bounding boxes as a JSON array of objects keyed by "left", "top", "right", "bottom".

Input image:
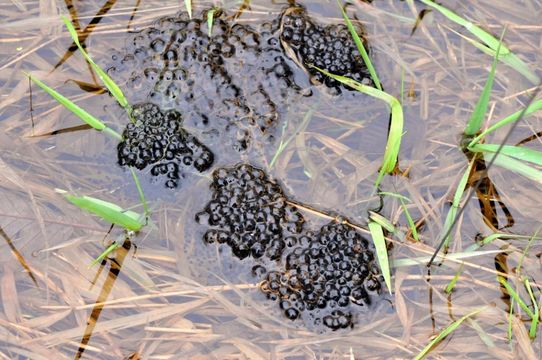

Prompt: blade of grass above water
[
  {"left": 468, "top": 100, "right": 542, "bottom": 147},
  {"left": 392, "top": 249, "right": 504, "bottom": 267},
  {"left": 470, "top": 143, "right": 542, "bottom": 167},
  {"left": 483, "top": 152, "right": 542, "bottom": 183},
  {"left": 369, "top": 211, "right": 396, "bottom": 234},
  {"left": 377, "top": 192, "right": 418, "bottom": 240},
  {"left": 26, "top": 73, "right": 123, "bottom": 140},
  {"left": 413, "top": 307, "right": 487, "bottom": 360},
  {"left": 91, "top": 242, "right": 120, "bottom": 267},
  {"left": 444, "top": 25, "right": 539, "bottom": 86},
  {"left": 311, "top": 66, "right": 403, "bottom": 187},
  {"left": 445, "top": 262, "right": 464, "bottom": 294},
  {"left": 525, "top": 279, "right": 539, "bottom": 338},
  {"left": 337, "top": 0, "right": 382, "bottom": 91},
  {"left": 130, "top": 168, "right": 149, "bottom": 219},
  {"left": 399, "top": 196, "right": 419, "bottom": 241},
  {"left": 368, "top": 221, "right": 392, "bottom": 294},
  {"left": 465, "top": 233, "right": 542, "bottom": 252},
  {"left": 440, "top": 159, "right": 474, "bottom": 252},
  {"left": 417, "top": 0, "right": 539, "bottom": 84},
  {"left": 61, "top": 16, "right": 132, "bottom": 115},
  {"left": 463, "top": 30, "right": 503, "bottom": 136},
  {"left": 270, "top": 109, "right": 313, "bottom": 169},
  {"left": 497, "top": 276, "right": 534, "bottom": 318},
  {"left": 207, "top": 8, "right": 217, "bottom": 37},
  {"left": 184, "top": 0, "right": 192, "bottom": 19},
  {"left": 56, "top": 189, "right": 144, "bottom": 231}
]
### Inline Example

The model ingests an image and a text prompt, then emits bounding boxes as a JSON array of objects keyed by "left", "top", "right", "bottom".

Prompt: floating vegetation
[{"left": 196, "top": 164, "right": 382, "bottom": 331}]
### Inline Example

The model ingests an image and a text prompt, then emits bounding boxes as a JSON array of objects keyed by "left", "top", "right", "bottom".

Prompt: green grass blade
[
  {"left": 441, "top": 160, "right": 474, "bottom": 251},
  {"left": 468, "top": 100, "right": 542, "bottom": 147},
  {"left": 392, "top": 249, "right": 503, "bottom": 267},
  {"left": 61, "top": 16, "right": 131, "bottom": 114},
  {"left": 270, "top": 110, "right": 313, "bottom": 169},
  {"left": 445, "top": 262, "right": 464, "bottom": 294},
  {"left": 378, "top": 192, "right": 411, "bottom": 203},
  {"left": 445, "top": 24, "right": 539, "bottom": 85},
  {"left": 377, "top": 191, "right": 418, "bottom": 240},
  {"left": 90, "top": 242, "right": 120, "bottom": 267},
  {"left": 56, "top": 189, "right": 144, "bottom": 231},
  {"left": 470, "top": 143, "right": 542, "bottom": 167},
  {"left": 369, "top": 212, "right": 396, "bottom": 234},
  {"left": 130, "top": 168, "right": 149, "bottom": 219},
  {"left": 465, "top": 233, "right": 540, "bottom": 251},
  {"left": 497, "top": 276, "right": 534, "bottom": 318},
  {"left": 525, "top": 279, "right": 539, "bottom": 338},
  {"left": 368, "top": 221, "right": 392, "bottom": 294},
  {"left": 399, "top": 196, "right": 419, "bottom": 241},
  {"left": 26, "top": 73, "right": 123, "bottom": 141},
  {"left": 507, "top": 298, "right": 515, "bottom": 341},
  {"left": 311, "top": 66, "right": 403, "bottom": 187},
  {"left": 185, "top": 0, "right": 192, "bottom": 19},
  {"left": 517, "top": 226, "right": 540, "bottom": 273},
  {"left": 414, "top": 307, "right": 486, "bottom": 360},
  {"left": 207, "top": 8, "right": 216, "bottom": 37},
  {"left": 463, "top": 31, "right": 503, "bottom": 136},
  {"left": 484, "top": 152, "right": 542, "bottom": 183},
  {"left": 418, "top": 0, "right": 539, "bottom": 84},
  {"left": 337, "top": 0, "right": 382, "bottom": 91}
]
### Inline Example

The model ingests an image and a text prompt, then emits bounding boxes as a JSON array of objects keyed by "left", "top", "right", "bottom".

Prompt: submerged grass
[
  {"left": 185, "top": 0, "right": 192, "bottom": 19},
  {"left": 379, "top": 191, "right": 419, "bottom": 241},
  {"left": 311, "top": 66, "right": 403, "bottom": 188},
  {"left": 56, "top": 189, "right": 145, "bottom": 232},
  {"left": 27, "top": 16, "right": 152, "bottom": 263},
  {"left": 26, "top": 73, "right": 123, "bottom": 140},
  {"left": 414, "top": 307, "right": 487, "bottom": 360},
  {"left": 444, "top": 262, "right": 464, "bottom": 294},
  {"left": 463, "top": 30, "right": 502, "bottom": 136},
  {"left": 417, "top": 0, "right": 539, "bottom": 84},
  {"left": 367, "top": 220, "right": 392, "bottom": 294},
  {"left": 207, "top": 7, "right": 218, "bottom": 37},
  {"left": 440, "top": 159, "right": 474, "bottom": 252},
  {"left": 61, "top": 16, "right": 132, "bottom": 117},
  {"left": 3, "top": 1, "right": 542, "bottom": 358},
  {"left": 337, "top": 0, "right": 382, "bottom": 91},
  {"left": 467, "top": 100, "right": 542, "bottom": 147}
]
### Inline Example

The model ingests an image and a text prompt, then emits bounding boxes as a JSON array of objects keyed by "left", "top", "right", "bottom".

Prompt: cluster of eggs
[
  {"left": 197, "top": 164, "right": 382, "bottom": 330},
  {"left": 280, "top": 7, "right": 371, "bottom": 91},
  {"left": 117, "top": 103, "right": 213, "bottom": 188}
]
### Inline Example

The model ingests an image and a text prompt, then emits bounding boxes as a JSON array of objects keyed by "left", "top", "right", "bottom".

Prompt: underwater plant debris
[
  {"left": 117, "top": 103, "right": 213, "bottom": 188},
  {"left": 197, "top": 164, "right": 382, "bottom": 331}
]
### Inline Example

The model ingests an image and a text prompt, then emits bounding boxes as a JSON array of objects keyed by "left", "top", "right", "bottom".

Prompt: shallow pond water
[{"left": 1, "top": 0, "right": 542, "bottom": 359}]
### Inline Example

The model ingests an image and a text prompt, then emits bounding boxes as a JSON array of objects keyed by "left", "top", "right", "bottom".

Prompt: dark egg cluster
[
  {"left": 197, "top": 164, "right": 382, "bottom": 331},
  {"left": 260, "top": 221, "right": 381, "bottom": 330},
  {"left": 280, "top": 7, "right": 371, "bottom": 91},
  {"left": 117, "top": 103, "right": 213, "bottom": 188},
  {"left": 195, "top": 163, "right": 305, "bottom": 260},
  {"left": 107, "top": 10, "right": 300, "bottom": 152}
]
